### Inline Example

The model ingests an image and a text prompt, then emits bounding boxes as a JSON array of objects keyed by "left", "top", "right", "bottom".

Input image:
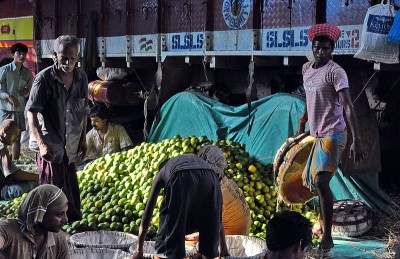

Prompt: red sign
[{"left": 1, "top": 24, "right": 10, "bottom": 34}]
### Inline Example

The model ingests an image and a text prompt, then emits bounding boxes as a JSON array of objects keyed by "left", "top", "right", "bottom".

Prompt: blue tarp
[
  {"left": 149, "top": 92, "right": 393, "bottom": 213},
  {"left": 327, "top": 236, "right": 388, "bottom": 258}
]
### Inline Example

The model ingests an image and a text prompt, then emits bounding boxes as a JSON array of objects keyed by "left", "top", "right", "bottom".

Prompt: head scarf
[
  {"left": 197, "top": 145, "right": 227, "bottom": 180},
  {"left": 308, "top": 23, "right": 341, "bottom": 43},
  {"left": 17, "top": 184, "right": 68, "bottom": 238}
]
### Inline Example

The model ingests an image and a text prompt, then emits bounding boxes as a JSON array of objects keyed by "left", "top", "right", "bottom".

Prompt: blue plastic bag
[{"left": 388, "top": 11, "right": 400, "bottom": 44}]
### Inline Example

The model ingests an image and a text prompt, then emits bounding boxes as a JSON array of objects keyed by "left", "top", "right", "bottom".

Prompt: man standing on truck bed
[
  {"left": 0, "top": 43, "right": 32, "bottom": 161},
  {"left": 296, "top": 23, "right": 364, "bottom": 251},
  {"left": 26, "top": 35, "right": 88, "bottom": 222}
]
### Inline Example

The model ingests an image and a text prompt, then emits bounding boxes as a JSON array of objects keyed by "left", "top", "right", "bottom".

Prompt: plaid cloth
[
  {"left": 197, "top": 145, "right": 227, "bottom": 180},
  {"left": 308, "top": 23, "right": 341, "bottom": 43},
  {"left": 16, "top": 184, "right": 68, "bottom": 241}
]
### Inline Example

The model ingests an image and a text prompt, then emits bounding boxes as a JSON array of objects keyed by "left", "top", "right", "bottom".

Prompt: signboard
[
  {"left": 0, "top": 16, "right": 33, "bottom": 48},
  {"left": 165, "top": 32, "right": 204, "bottom": 52},
  {"left": 261, "top": 25, "right": 363, "bottom": 54}
]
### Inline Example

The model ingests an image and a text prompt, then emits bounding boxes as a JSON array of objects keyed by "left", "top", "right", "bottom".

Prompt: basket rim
[
  {"left": 128, "top": 241, "right": 198, "bottom": 257},
  {"left": 197, "top": 235, "right": 267, "bottom": 258},
  {"left": 70, "top": 230, "right": 138, "bottom": 249},
  {"left": 69, "top": 247, "right": 131, "bottom": 257}
]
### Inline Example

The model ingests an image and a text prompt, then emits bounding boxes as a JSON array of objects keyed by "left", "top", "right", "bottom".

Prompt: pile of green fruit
[
  {"left": 0, "top": 135, "right": 319, "bottom": 242},
  {"left": 67, "top": 135, "right": 319, "bottom": 239},
  {"left": 14, "top": 157, "right": 38, "bottom": 174},
  {"left": 0, "top": 194, "right": 27, "bottom": 220}
]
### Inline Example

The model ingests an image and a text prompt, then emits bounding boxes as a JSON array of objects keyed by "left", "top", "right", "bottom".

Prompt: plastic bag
[
  {"left": 96, "top": 67, "right": 128, "bottom": 81},
  {"left": 388, "top": 11, "right": 400, "bottom": 44},
  {"left": 354, "top": 0, "right": 399, "bottom": 64}
]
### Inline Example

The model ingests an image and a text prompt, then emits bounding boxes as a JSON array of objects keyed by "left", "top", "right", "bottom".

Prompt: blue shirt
[{"left": 0, "top": 61, "right": 32, "bottom": 112}]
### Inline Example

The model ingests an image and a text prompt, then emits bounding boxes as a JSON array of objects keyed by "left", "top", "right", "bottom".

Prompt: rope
[
  {"left": 353, "top": 70, "right": 379, "bottom": 104},
  {"left": 202, "top": 0, "right": 209, "bottom": 82},
  {"left": 372, "top": 74, "right": 400, "bottom": 110}
]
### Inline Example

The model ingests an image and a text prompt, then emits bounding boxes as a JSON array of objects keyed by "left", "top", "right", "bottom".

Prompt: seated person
[
  {"left": 185, "top": 145, "right": 251, "bottom": 244},
  {"left": 85, "top": 102, "right": 133, "bottom": 161},
  {"left": 0, "top": 184, "right": 70, "bottom": 259},
  {"left": 0, "top": 119, "right": 38, "bottom": 200},
  {"left": 264, "top": 210, "right": 312, "bottom": 259}
]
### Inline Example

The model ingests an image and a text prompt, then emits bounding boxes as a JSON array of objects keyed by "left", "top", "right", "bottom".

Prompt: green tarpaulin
[{"left": 149, "top": 92, "right": 393, "bottom": 213}]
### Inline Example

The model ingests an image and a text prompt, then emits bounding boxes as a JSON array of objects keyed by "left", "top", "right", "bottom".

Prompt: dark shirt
[
  {"left": 26, "top": 64, "right": 88, "bottom": 164},
  {"left": 159, "top": 154, "right": 213, "bottom": 183}
]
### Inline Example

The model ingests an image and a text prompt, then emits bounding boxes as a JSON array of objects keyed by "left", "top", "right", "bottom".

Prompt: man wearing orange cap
[{"left": 296, "top": 23, "right": 365, "bottom": 251}]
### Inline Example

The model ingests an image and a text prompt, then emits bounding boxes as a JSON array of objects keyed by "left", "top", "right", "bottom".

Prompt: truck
[{"left": 1, "top": 0, "right": 399, "bottom": 185}]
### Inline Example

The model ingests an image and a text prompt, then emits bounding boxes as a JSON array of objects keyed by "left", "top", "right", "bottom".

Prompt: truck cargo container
[{"left": 0, "top": 0, "right": 399, "bottom": 185}]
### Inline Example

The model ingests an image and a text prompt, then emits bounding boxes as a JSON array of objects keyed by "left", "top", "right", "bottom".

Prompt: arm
[
  {"left": 133, "top": 172, "right": 164, "bottom": 259},
  {"left": 78, "top": 74, "right": 89, "bottom": 161},
  {"left": 17, "top": 70, "right": 32, "bottom": 97},
  {"left": 296, "top": 105, "right": 308, "bottom": 136},
  {"left": 27, "top": 111, "right": 56, "bottom": 162},
  {"left": 77, "top": 116, "right": 87, "bottom": 161},
  {"left": 219, "top": 223, "right": 230, "bottom": 257},
  {"left": 0, "top": 68, "right": 9, "bottom": 99},
  {"left": 121, "top": 146, "right": 132, "bottom": 152},
  {"left": 339, "top": 88, "right": 364, "bottom": 164},
  {"left": 0, "top": 69, "right": 19, "bottom": 108},
  {"left": 118, "top": 125, "right": 133, "bottom": 152},
  {"left": 85, "top": 131, "right": 95, "bottom": 159}
]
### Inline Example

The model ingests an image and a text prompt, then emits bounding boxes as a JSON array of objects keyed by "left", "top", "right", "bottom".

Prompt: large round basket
[
  {"left": 224, "top": 235, "right": 267, "bottom": 259},
  {"left": 69, "top": 230, "right": 138, "bottom": 251},
  {"left": 129, "top": 241, "right": 197, "bottom": 258},
  {"left": 196, "top": 235, "right": 266, "bottom": 259},
  {"left": 332, "top": 199, "right": 372, "bottom": 237},
  {"left": 70, "top": 247, "right": 131, "bottom": 259},
  {"left": 273, "top": 132, "right": 316, "bottom": 205}
]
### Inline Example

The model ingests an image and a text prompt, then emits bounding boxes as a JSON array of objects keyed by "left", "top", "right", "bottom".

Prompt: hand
[
  {"left": 78, "top": 141, "right": 87, "bottom": 161},
  {"left": 219, "top": 249, "right": 230, "bottom": 258},
  {"left": 7, "top": 96, "right": 20, "bottom": 108},
  {"left": 131, "top": 250, "right": 143, "bottom": 259},
  {"left": 185, "top": 232, "right": 199, "bottom": 241},
  {"left": 296, "top": 123, "right": 305, "bottom": 136},
  {"left": 18, "top": 88, "right": 29, "bottom": 96},
  {"left": 38, "top": 142, "right": 56, "bottom": 162},
  {"left": 349, "top": 140, "right": 365, "bottom": 164}
]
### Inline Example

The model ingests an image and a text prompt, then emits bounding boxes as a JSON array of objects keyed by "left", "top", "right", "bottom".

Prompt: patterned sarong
[{"left": 302, "top": 130, "right": 347, "bottom": 193}]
